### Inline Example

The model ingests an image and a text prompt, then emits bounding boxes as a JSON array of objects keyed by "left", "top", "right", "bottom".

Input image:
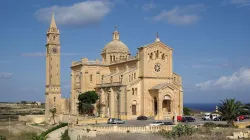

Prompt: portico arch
[
  {"left": 162, "top": 95, "right": 172, "bottom": 114},
  {"left": 131, "top": 100, "right": 137, "bottom": 116}
]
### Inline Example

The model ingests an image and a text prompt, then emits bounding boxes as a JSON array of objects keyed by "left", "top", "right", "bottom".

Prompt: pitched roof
[{"left": 150, "top": 82, "right": 175, "bottom": 90}]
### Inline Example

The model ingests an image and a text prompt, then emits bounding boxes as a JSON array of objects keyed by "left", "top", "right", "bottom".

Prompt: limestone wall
[
  {"left": 73, "top": 125, "right": 172, "bottom": 134},
  {"left": 18, "top": 115, "right": 45, "bottom": 124}
]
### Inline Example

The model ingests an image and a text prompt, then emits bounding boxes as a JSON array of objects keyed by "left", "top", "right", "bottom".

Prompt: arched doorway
[
  {"left": 131, "top": 100, "right": 137, "bottom": 115},
  {"left": 154, "top": 97, "right": 158, "bottom": 116},
  {"left": 162, "top": 95, "right": 171, "bottom": 114}
]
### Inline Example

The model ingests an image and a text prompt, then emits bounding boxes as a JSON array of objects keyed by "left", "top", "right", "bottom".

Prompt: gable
[{"left": 138, "top": 41, "right": 172, "bottom": 52}]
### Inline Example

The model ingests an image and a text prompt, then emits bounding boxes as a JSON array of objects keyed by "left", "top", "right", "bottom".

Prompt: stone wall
[
  {"left": 68, "top": 127, "right": 97, "bottom": 139},
  {"left": 234, "top": 122, "right": 250, "bottom": 128},
  {"left": 18, "top": 115, "right": 45, "bottom": 124},
  {"left": 73, "top": 125, "right": 172, "bottom": 134}
]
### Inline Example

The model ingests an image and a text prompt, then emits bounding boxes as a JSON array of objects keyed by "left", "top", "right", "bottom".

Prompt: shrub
[
  {"left": 34, "top": 123, "right": 68, "bottom": 139},
  {"left": 157, "top": 124, "right": 196, "bottom": 138},
  {"left": 203, "top": 122, "right": 217, "bottom": 127},
  {"left": 0, "top": 135, "right": 6, "bottom": 140},
  {"left": 61, "top": 129, "right": 70, "bottom": 140}
]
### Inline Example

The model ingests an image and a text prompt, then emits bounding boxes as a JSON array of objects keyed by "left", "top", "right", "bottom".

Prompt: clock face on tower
[
  {"left": 52, "top": 48, "right": 58, "bottom": 54},
  {"left": 154, "top": 63, "right": 161, "bottom": 72}
]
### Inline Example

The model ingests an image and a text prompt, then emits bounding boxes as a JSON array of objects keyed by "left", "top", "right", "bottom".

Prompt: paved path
[{"left": 47, "top": 126, "right": 68, "bottom": 140}]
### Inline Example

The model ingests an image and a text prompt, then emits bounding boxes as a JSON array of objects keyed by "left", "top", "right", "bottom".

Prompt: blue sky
[{"left": 0, "top": 0, "right": 250, "bottom": 103}]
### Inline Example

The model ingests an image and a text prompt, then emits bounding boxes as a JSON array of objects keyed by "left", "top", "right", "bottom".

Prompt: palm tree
[
  {"left": 218, "top": 98, "right": 243, "bottom": 126},
  {"left": 50, "top": 108, "right": 57, "bottom": 125}
]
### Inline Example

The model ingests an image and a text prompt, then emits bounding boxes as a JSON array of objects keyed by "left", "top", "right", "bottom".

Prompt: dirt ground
[{"left": 0, "top": 121, "right": 44, "bottom": 134}]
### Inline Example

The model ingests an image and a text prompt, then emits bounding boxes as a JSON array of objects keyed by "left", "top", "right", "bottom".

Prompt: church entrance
[
  {"left": 132, "top": 105, "right": 136, "bottom": 115},
  {"left": 154, "top": 97, "right": 158, "bottom": 116},
  {"left": 162, "top": 95, "right": 171, "bottom": 115}
]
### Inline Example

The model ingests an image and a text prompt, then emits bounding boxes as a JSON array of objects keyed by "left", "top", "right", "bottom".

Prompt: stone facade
[
  {"left": 70, "top": 29, "right": 183, "bottom": 120},
  {"left": 45, "top": 14, "right": 69, "bottom": 123},
  {"left": 45, "top": 14, "right": 183, "bottom": 121}
]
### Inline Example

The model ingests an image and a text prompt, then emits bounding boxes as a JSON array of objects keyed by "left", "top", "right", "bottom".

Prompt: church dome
[
  {"left": 102, "top": 28, "right": 130, "bottom": 54},
  {"left": 103, "top": 40, "right": 129, "bottom": 54}
]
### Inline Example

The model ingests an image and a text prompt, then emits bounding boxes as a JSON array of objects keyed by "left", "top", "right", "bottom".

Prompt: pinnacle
[{"left": 49, "top": 12, "right": 57, "bottom": 29}]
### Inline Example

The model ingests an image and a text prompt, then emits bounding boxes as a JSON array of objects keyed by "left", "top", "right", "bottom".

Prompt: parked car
[
  {"left": 182, "top": 116, "right": 196, "bottom": 122},
  {"left": 243, "top": 115, "right": 249, "bottom": 119},
  {"left": 107, "top": 118, "right": 125, "bottom": 124},
  {"left": 163, "top": 122, "right": 174, "bottom": 125},
  {"left": 202, "top": 113, "right": 211, "bottom": 120},
  {"left": 235, "top": 115, "right": 244, "bottom": 121},
  {"left": 149, "top": 121, "right": 164, "bottom": 126},
  {"left": 177, "top": 116, "right": 182, "bottom": 122},
  {"left": 137, "top": 115, "right": 148, "bottom": 120}
]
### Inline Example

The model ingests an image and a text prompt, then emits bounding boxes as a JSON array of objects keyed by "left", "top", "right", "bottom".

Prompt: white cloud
[
  {"left": 21, "top": 52, "right": 78, "bottom": 57},
  {"left": 222, "top": 0, "right": 250, "bottom": 7},
  {"left": 34, "top": 0, "right": 113, "bottom": 26},
  {"left": 150, "top": 4, "right": 205, "bottom": 25},
  {"left": 0, "top": 72, "right": 13, "bottom": 79},
  {"left": 142, "top": 2, "right": 156, "bottom": 11},
  {"left": 230, "top": 0, "right": 250, "bottom": 6},
  {"left": 196, "top": 67, "right": 250, "bottom": 90}
]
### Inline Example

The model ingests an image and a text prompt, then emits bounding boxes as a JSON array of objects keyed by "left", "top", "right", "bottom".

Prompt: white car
[{"left": 149, "top": 121, "right": 164, "bottom": 126}]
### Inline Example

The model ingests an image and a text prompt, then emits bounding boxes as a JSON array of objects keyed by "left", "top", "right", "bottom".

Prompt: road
[{"left": 96, "top": 117, "right": 250, "bottom": 126}]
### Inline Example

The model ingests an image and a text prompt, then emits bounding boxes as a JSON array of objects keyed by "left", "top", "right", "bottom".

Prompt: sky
[{"left": 0, "top": 0, "right": 250, "bottom": 104}]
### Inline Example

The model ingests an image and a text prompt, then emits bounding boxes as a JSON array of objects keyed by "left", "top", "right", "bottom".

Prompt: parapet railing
[{"left": 73, "top": 125, "right": 173, "bottom": 134}]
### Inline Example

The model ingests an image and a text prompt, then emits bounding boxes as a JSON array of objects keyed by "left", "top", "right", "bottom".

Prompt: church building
[{"left": 45, "top": 14, "right": 183, "bottom": 121}]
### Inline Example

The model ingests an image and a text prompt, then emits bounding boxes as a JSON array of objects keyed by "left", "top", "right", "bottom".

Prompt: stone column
[
  {"left": 158, "top": 98, "right": 163, "bottom": 120},
  {"left": 110, "top": 88, "right": 115, "bottom": 118},
  {"left": 100, "top": 88, "right": 105, "bottom": 117}
]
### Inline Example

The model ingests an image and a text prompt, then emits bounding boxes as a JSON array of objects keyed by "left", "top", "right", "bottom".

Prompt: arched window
[
  {"left": 134, "top": 73, "right": 136, "bottom": 79},
  {"left": 54, "top": 97, "right": 56, "bottom": 102},
  {"left": 162, "top": 54, "right": 165, "bottom": 60},
  {"left": 150, "top": 53, "right": 153, "bottom": 59},
  {"left": 110, "top": 55, "right": 112, "bottom": 62},
  {"left": 90, "top": 75, "right": 93, "bottom": 82},
  {"left": 156, "top": 50, "right": 159, "bottom": 58}
]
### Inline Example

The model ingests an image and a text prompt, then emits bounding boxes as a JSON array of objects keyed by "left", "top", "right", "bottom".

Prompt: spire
[
  {"left": 112, "top": 26, "right": 120, "bottom": 40},
  {"left": 155, "top": 32, "right": 160, "bottom": 42},
  {"left": 49, "top": 12, "right": 57, "bottom": 29}
]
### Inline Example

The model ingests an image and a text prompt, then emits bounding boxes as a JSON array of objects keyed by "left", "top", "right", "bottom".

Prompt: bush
[
  {"left": 0, "top": 135, "right": 6, "bottom": 140},
  {"left": 34, "top": 123, "right": 68, "bottom": 139},
  {"left": 203, "top": 122, "right": 217, "bottom": 127},
  {"left": 157, "top": 124, "right": 196, "bottom": 138},
  {"left": 61, "top": 129, "right": 70, "bottom": 140}
]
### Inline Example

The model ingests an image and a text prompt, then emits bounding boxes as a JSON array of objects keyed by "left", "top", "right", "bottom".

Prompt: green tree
[
  {"left": 243, "top": 103, "right": 250, "bottom": 115},
  {"left": 50, "top": 108, "right": 57, "bottom": 125},
  {"left": 183, "top": 107, "right": 191, "bottom": 116},
  {"left": 78, "top": 91, "right": 99, "bottom": 115},
  {"left": 78, "top": 91, "right": 99, "bottom": 104},
  {"left": 218, "top": 98, "right": 243, "bottom": 126}
]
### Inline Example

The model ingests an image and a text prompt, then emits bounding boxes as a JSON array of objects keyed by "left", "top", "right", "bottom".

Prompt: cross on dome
[
  {"left": 112, "top": 26, "right": 119, "bottom": 40},
  {"left": 155, "top": 32, "right": 160, "bottom": 42}
]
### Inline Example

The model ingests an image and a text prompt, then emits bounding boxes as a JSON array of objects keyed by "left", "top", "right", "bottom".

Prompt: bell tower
[{"left": 45, "top": 13, "right": 62, "bottom": 122}]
